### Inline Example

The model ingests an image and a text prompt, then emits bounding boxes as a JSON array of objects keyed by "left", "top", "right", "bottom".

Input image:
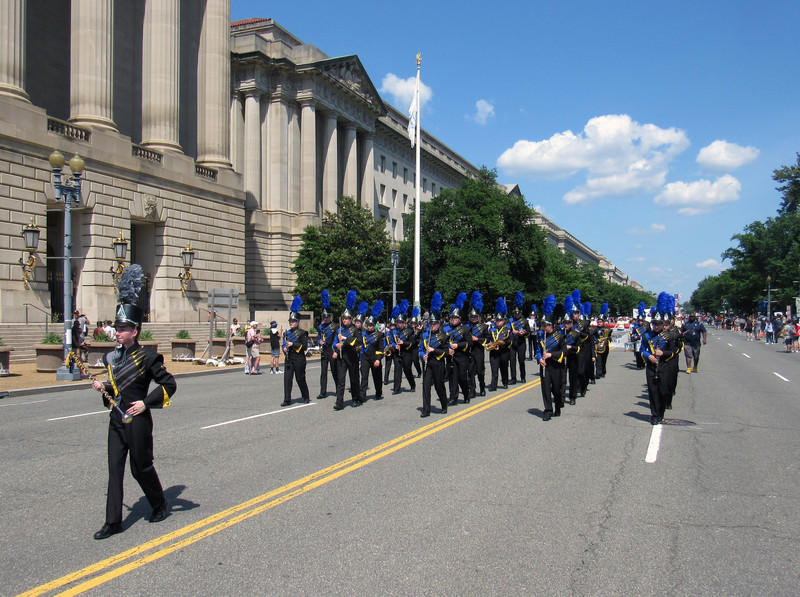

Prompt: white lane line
[
  {"left": 0, "top": 399, "right": 49, "bottom": 408},
  {"left": 645, "top": 423, "right": 663, "bottom": 464},
  {"left": 742, "top": 353, "right": 751, "bottom": 359},
  {"left": 48, "top": 410, "right": 108, "bottom": 421},
  {"left": 727, "top": 343, "right": 733, "bottom": 347},
  {"left": 201, "top": 402, "right": 315, "bottom": 429},
  {"left": 773, "top": 372, "right": 790, "bottom": 382}
]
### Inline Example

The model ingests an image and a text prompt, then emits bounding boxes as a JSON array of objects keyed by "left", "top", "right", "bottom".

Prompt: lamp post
[
  {"left": 19, "top": 218, "right": 41, "bottom": 288},
  {"left": 179, "top": 242, "right": 195, "bottom": 294},
  {"left": 49, "top": 150, "right": 85, "bottom": 381},
  {"left": 390, "top": 246, "right": 400, "bottom": 309},
  {"left": 110, "top": 231, "right": 128, "bottom": 285}
]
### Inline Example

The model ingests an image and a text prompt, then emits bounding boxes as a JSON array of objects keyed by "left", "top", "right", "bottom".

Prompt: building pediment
[{"left": 311, "top": 56, "right": 386, "bottom": 117}]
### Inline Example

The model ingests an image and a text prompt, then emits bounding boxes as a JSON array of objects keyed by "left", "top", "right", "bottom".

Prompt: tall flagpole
[{"left": 413, "top": 53, "right": 421, "bottom": 308}]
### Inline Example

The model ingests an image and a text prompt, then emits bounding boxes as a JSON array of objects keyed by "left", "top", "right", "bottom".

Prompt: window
[
  {"left": 403, "top": 167, "right": 408, "bottom": 184},
  {"left": 403, "top": 193, "right": 408, "bottom": 210},
  {"left": 380, "top": 184, "right": 386, "bottom": 205},
  {"left": 431, "top": 183, "right": 436, "bottom": 196},
  {"left": 423, "top": 178, "right": 427, "bottom": 192},
  {"left": 380, "top": 155, "right": 386, "bottom": 173},
  {"left": 392, "top": 219, "right": 398, "bottom": 241},
  {"left": 392, "top": 162, "right": 397, "bottom": 177},
  {"left": 392, "top": 189, "right": 397, "bottom": 208}
]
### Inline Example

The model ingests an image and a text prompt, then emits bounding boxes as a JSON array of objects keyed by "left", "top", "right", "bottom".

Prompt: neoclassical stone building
[{"left": 0, "top": 3, "right": 479, "bottom": 324}]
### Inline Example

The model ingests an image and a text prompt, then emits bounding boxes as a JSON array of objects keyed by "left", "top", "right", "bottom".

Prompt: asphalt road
[{"left": 1, "top": 329, "right": 798, "bottom": 596}]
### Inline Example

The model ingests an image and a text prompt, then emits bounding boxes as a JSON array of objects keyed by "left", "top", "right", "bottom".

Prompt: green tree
[
  {"left": 292, "top": 196, "right": 391, "bottom": 317},
  {"left": 398, "top": 167, "right": 547, "bottom": 306}
]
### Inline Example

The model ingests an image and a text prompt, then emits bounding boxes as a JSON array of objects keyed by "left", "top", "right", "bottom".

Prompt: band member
[
  {"left": 536, "top": 294, "right": 566, "bottom": 421},
  {"left": 91, "top": 265, "right": 176, "bottom": 540},
  {"left": 563, "top": 295, "right": 582, "bottom": 405},
  {"left": 393, "top": 300, "right": 417, "bottom": 394},
  {"left": 593, "top": 302, "right": 613, "bottom": 379},
  {"left": 508, "top": 291, "right": 528, "bottom": 384},
  {"left": 640, "top": 293, "right": 679, "bottom": 425},
  {"left": 333, "top": 290, "right": 362, "bottom": 410},
  {"left": 383, "top": 311, "right": 397, "bottom": 386},
  {"left": 582, "top": 301, "right": 597, "bottom": 386},
  {"left": 630, "top": 302, "right": 648, "bottom": 370},
  {"left": 664, "top": 294, "right": 683, "bottom": 409},
  {"left": 447, "top": 293, "right": 472, "bottom": 405},
  {"left": 468, "top": 291, "right": 488, "bottom": 398},
  {"left": 410, "top": 307, "right": 423, "bottom": 378},
  {"left": 527, "top": 305, "right": 538, "bottom": 360},
  {"left": 571, "top": 292, "right": 591, "bottom": 396},
  {"left": 360, "top": 301, "right": 386, "bottom": 402},
  {"left": 487, "top": 297, "right": 511, "bottom": 391},
  {"left": 317, "top": 290, "right": 337, "bottom": 400},
  {"left": 281, "top": 296, "right": 310, "bottom": 407},
  {"left": 420, "top": 292, "right": 449, "bottom": 417}
]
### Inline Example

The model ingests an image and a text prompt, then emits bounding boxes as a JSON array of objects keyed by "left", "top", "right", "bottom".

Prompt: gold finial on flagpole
[{"left": 416, "top": 53, "right": 421, "bottom": 67}]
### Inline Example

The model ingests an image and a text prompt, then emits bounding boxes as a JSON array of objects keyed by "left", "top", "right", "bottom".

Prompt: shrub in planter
[
  {"left": 171, "top": 330, "right": 196, "bottom": 361},
  {"left": 35, "top": 333, "right": 65, "bottom": 372},
  {"left": 0, "top": 335, "right": 12, "bottom": 376}
]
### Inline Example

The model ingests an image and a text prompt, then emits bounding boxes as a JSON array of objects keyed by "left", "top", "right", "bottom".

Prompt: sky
[{"left": 232, "top": 0, "right": 800, "bottom": 301}]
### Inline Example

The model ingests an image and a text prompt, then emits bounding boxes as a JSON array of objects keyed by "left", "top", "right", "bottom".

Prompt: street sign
[{"left": 208, "top": 288, "right": 239, "bottom": 309}]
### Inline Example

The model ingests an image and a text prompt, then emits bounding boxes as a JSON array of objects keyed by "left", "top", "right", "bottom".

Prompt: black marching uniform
[
  {"left": 393, "top": 322, "right": 417, "bottom": 393},
  {"left": 564, "top": 323, "right": 583, "bottom": 404},
  {"left": 282, "top": 326, "right": 310, "bottom": 405},
  {"left": 100, "top": 342, "right": 176, "bottom": 529},
  {"left": 593, "top": 325, "right": 612, "bottom": 378},
  {"left": 317, "top": 318, "right": 337, "bottom": 399},
  {"left": 508, "top": 315, "right": 528, "bottom": 383},
  {"left": 469, "top": 318, "right": 489, "bottom": 397},
  {"left": 420, "top": 325, "right": 450, "bottom": 416},
  {"left": 488, "top": 321, "right": 511, "bottom": 390},
  {"left": 640, "top": 327, "right": 679, "bottom": 423},
  {"left": 359, "top": 325, "right": 385, "bottom": 401},
  {"left": 447, "top": 320, "right": 472, "bottom": 404},
  {"left": 335, "top": 321, "right": 362, "bottom": 408},
  {"left": 535, "top": 328, "right": 566, "bottom": 420}
]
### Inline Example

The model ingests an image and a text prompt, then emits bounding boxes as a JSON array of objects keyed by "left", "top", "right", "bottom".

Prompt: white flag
[{"left": 407, "top": 77, "right": 418, "bottom": 148}]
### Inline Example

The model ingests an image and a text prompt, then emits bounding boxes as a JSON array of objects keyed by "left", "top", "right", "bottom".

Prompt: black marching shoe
[
  {"left": 650, "top": 416, "right": 658, "bottom": 425},
  {"left": 351, "top": 399, "right": 362, "bottom": 408},
  {"left": 509, "top": 379, "right": 517, "bottom": 385},
  {"left": 665, "top": 404, "right": 672, "bottom": 410},
  {"left": 302, "top": 397, "right": 311, "bottom": 404},
  {"left": 280, "top": 400, "right": 292, "bottom": 407},
  {"left": 502, "top": 384, "right": 508, "bottom": 390},
  {"left": 553, "top": 409, "right": 561, "bottom": 417},
  {"left": 149, "top": 500, "right": 169, "bottom": 523},
  {"left": 542, "top": 412, "right": 551, "bottom": 421},
  {"left": 521, "top": 378, "right": 526, "bottom": 383},
  {"left": 333, "top": 403, "right": 345, "bottom": 411},
  {"left": 420, "top": 411, "right": 430, "bottom": 418},
  {"left": 94, "top": 522, "right": 122, "bottom": 540},
  {"left": 479, "top": 390, "right": 486, "bottom": 397},
  {"left": 569, "top": 399, "right": 576, "bottom": 405},
  {"left": 374, "top": 395, "right": 384, "bottom": 401},
  {"left": 580, "top": 391, "right": 586, "bottom": 397},
  {"left": 448, "top": 398, "right": 458, "bottom": 406},
  {"left": 410, "top": 384, "right": 416, "bottom": 392},
  {"left": 487, "top": 386, "right": 496, "bottom": 392},
  {"left": 391, "top": 390, "right": 401, "bottom": 395},
  {"left": 315, "top": 394, "right": 325, "bottom": 400},
  {"left": 590, "top": 379, "right": 596, "bottom": 384}
]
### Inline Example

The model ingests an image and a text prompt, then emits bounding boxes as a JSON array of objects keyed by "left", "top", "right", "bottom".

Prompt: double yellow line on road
[{"left": 20, "top": 380, "right": 539, "bottom": 597}]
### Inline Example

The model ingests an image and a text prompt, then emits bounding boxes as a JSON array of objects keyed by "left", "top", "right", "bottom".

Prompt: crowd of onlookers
[{"left": 713, "top": 314, "right": 800, "bottom": 353}]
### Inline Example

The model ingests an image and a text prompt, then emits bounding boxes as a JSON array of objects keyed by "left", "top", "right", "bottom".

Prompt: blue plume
[
  {"left": 656, "top": 292, "right": 669, "bottom": 314},
  {"left": 495, "top": 297, "right": 507, "bottom": 315},
  {"left": 564, "top": 295, "right": 574, "bottom": 314},
  {"left": 290, "top": 295, "right": 303, "bottom": 312},
  {"left": 372, "top": 300, "right": 384, "bottom": 320},
  {"left": 431, "top": 292, "right": 442, "bottom": 314},
  {"left": 515, "top": 291, "right": 524, "bottom": 309},
  {"left": 572, "top": 288, "right": 582, "bottom": 305},
  {"left": 531, "top": 303, "right": 537, "bottom": 313},
  {"left": 412, "top": 306, "right": 420, "bottom": 318},
  {"left": 470, "top": 291, "right": 483, "bottom": 313},
  {"left": 584, "top": 301, "right": 592, "bottom": 316},
  {"left": 117, "top": 264, "right": 144, "bottom": 304},
  {"left": 391, "top": 305, "right": 400, "bottom": 319},
  {"left": 667, "top": 294, "right": 675, "bottom": 315},
  {"left": 399, "top": 299, "right": 410, "bottom": 315},
  {"left": 543, "top": 295, "right": 556, "bottom": 316},
  {"left": 346, "top": 290, "right": 357, "bottom": 311},
  {"left": 638, "top": 301, "right": 646, "bottom": 317},
  {"left": 601, "top": 302, "right": 609, "bottom": 316},
  {"left": 650, "top": 306, "right": 656, "bottom": 316},
  {"left": 358, "top": 301, "right": 368, "bottom": 316},
  {"left": 455, "top": 292, "right": 467, "bottom": 310},
  {"left": 321, "top": 290, "right": 330, "bottom": 310}
]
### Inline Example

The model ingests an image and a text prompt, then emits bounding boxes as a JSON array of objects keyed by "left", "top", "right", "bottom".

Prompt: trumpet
[
  {"left": 485, "top": 340, "right": 501, "bottom": 351},
  {"left": 66, "top": 351, "right": 132, "bottom": 424},
  {"left": 383, "top": 346, "right": 394, "bottom": 356}
]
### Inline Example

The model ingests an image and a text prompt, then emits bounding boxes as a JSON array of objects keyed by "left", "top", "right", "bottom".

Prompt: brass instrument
[
  {"left": 485, "top": 340, "right": 501, "bottom": 351},
  {"left": 383, "top": 345, "right": 394, "bottom": 356},
  {"left": 66, "top": 350, "right": 132, "bottom": 424}
]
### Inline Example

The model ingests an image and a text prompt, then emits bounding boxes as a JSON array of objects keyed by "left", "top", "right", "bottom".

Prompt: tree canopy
[{"left": 689, "top": 154, "right": 800, "bottom": 315}]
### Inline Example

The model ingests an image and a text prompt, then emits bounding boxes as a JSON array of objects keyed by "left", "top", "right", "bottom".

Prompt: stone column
[
  {"left": 322, "top": 112, "right": 338, "bottom": 214},
  {"left": 268, "top": 95, "right": 289, "bottom": 212},
  {"left": 0, "top": 0, "right": 29, "bottom": 101},
  {"left": 229, "top": 91, "right": 243, "bottom": 173},
  {"left": 141, "top": 0, "right": 182, "bottom": 152},
  {"left": 342, "top": 123, "right": 358, "bottom": 200},
  {"left": 360, "top": 132, "right": 375, "bottom": 213},
  {"left": 69, "top": 0, "right": 116, "bottom": 130},
  {"left": 197, "top": 0, "right": 231, "bottom": 168},
  {"left": 243, "top": 90, "right": 262, "bottom": 210},
  {"left": 299, "top": 100, "right": 317, "bottom": 216}
]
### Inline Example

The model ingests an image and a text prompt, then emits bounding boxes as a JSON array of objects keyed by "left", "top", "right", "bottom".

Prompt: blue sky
[{"left": 232, "top": 0, "right": 800, "bottom": 301}]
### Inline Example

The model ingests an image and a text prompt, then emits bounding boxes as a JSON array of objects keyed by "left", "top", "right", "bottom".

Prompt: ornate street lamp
[
  {"left": 19, "top": 217, "right": 40, "bottom": 288},
  {"left": 179, "top": 242, "right": 195, "bottom": 294},
  {"left": 110, "top": 231, "right": 128, "bottom": 285},
  {"left": 49, "top": 149, "right": 85, "bottom": 381}
]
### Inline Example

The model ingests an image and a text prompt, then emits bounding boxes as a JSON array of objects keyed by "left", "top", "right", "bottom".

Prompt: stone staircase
[{"left": 0, "top": 322, "right": 231, "bottom": 364}]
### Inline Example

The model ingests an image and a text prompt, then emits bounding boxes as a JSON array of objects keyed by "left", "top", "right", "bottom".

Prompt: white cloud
[
  {"left": 496, "top": 114, "right": 689, "bottom": 204},
  {"left": 627, "top": 256, "right": 646, "bottom": 262},
  {"left": 696, "top": 140, "right": 759, "bottom": 170},
  {"left": 472, "top": 99, "right": 495, "bottom": 125},
  {"left": 380, "top": 73, "right": 433, "bottom": 111},
  {"left": 655, "top": 174, "right": 741, "bottom": 215},
  {"left": 696, "top": 259, "right": 722, "bottom": 269},
  {"left": 627, "top": 223, "right": 667, "bottom": 235}
]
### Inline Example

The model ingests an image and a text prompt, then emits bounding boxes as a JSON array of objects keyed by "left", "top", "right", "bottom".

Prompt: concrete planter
[
  {"left": 86, "top": 342, "right": 117, "bottom": 368},
  {"left": 140, "top": 341, "right": 160, "bottom": 354},
  {"left": 211, "top": 338, "right": 229, "bottom": 358},
  {"left": 35, "top": 344, "right": 66, "bottom": 373},
  {"left": 171, "top": 340, "right": 197, "bottom": 361},
  {"left": 231, "top": 336, "right": 246, "bottom": 357},
  {"left": 0, "top": 346, "right": 13, "bottom": 376}
]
